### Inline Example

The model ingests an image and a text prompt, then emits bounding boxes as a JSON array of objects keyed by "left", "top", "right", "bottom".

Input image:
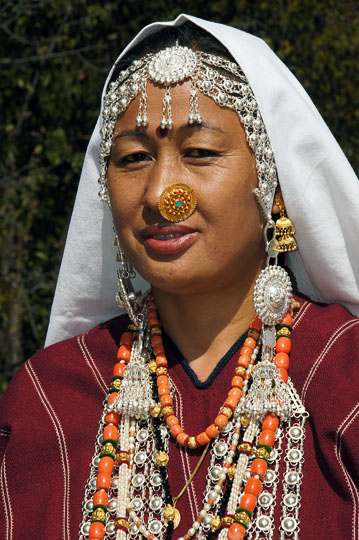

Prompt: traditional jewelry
[
  {"left": 79, "top": 294, "right": 307, "bottom": 540},
  {"left": 156, "top": 126, "right": 168, "bottom": 138},
  {"left": 99, "top": 45, "right": 278, "bottom": 220},
  {"left": 147, "top": 296, "right": 261, "bottom": 449},
  {"left": 158, "top": 183, "right": 197, "bottom": 223},
  {"left": 272, "top": 190, "right": 298, "bottom": 253},
  {"left": 114, "top": 236, "right": 141, "bottom": 326}
]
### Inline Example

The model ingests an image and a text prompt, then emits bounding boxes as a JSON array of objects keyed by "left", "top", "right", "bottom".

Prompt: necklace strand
[{"left": 83, "top": 297, "right": 302, "bottom": 540}]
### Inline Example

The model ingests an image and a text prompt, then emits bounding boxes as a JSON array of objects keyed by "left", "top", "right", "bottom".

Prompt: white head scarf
[{"left": 45, "top": 14, "right": 359, "bottom": 347}]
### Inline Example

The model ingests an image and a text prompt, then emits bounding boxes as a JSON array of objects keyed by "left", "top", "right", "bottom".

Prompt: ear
[
  {"left": 272, "top": 200, "right": 281, "bottom": 214},
  {"left": 272, "top": 187, "right": 282, "bottom": 214}
]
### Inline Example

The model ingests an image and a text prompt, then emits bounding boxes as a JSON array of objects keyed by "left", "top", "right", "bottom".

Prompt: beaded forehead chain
[{"left": 98, "top": 45, "right": 278, "bottom": 220}]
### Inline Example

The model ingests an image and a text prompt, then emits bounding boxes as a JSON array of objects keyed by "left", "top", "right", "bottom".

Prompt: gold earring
[
  {"left": 273, "top": 191, "right": 298, "bottom": 253},
  {"left": 158, "top": 183, "right": 197, "bottom": 222}
]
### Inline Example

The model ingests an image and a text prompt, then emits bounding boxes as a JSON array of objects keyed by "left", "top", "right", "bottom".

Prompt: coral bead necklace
[
  {"left": 146, "top": 296, "right": 262, "bottom": 450},
  {"left": 80, "top": 296, "right": 307, "bottom": 540}
]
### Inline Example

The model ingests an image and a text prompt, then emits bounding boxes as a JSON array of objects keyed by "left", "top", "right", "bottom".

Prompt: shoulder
[
  {"left": 291, "top": 294, "right": 359, "bottom": 414},
  {"left": 293, "top": 294, "right": 359, "bottom": 335},
  {"left": 0, "top": 313, "right": 130, "bottom": 425},
  {"left": 292, "top": 294, "right": 359, "bottom": 368},
  {"left": 33, "top": 312, "right": 131, "bottom": 365}
]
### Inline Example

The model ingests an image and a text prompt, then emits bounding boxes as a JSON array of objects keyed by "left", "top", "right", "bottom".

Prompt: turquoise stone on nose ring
[{"left": 158, "top": 183, "right": 197, "bottom": 222}]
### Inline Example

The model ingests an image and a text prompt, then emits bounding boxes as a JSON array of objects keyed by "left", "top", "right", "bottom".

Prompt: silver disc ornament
[
  {"left": 147, "top": 45, "right": 198, "bottom": 84},
  {"left": 253, "top": 266, "right": 292, "bottom": 325}
]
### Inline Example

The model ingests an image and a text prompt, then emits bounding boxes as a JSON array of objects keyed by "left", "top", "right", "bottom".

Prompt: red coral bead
[
  {"left": 93, "top": 490, "right": 108, "bottom": 506},
  {"left": 258, "top": 429, "right": 275, "bottom": 447},
  {"left": 96, "top": 472, "right": 111, "bottom": 491},
  {"left": 244, "top": 477, "right": 262, "bottom": 496},
  {"left": 251, "top": 458, "right": 267, "bottom": 477},
  {"left": 240, "top": 493, "right": 257, "bottom": 512},
  {"left": 274, "top": 352, "right": 290, "bottom": 369},
  {"left": 89, "top": 521, "right": 105, "bottom": 539},
  {"left": 262, "top": 414, "right": 279, "bottom": 432},
  {"left": 276, "top": 336, "right": 291, "bottom": 353},
  {"left": 228, "top": 522, "right": 246, "bottom": 540},
  {"left": 98, "top": 456, "right": 114, "bottom": 474},
  {"left": 103, "top": 425, "right": 118, "bottom": 441}
]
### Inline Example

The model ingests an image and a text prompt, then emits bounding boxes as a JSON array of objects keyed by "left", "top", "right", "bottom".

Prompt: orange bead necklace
[{"left": 146, "top": 296, "right": 262, "bottom": 449}]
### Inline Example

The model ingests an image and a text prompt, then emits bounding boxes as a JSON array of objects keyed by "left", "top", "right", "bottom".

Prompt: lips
[{"left": 141, "top": 224, "right": 199, "bottom": 254}]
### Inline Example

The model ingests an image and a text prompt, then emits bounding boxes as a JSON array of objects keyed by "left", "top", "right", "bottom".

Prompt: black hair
[{"left": 109, "top": 21, "right": 235, "bottom": 86}]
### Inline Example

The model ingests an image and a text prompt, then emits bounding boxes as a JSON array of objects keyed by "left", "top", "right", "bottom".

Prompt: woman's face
[{"left": 108, "top": 80, "right": 265, "bottom": 295}]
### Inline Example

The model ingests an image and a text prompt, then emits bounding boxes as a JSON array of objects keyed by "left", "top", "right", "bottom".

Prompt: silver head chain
[{"left": 99, "top": 44, "right": 278, "bottom": 219}]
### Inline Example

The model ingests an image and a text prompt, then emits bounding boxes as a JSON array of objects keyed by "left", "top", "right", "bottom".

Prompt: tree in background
[{"left": 1, "top": 0, "right": 358, "bottom": 392}]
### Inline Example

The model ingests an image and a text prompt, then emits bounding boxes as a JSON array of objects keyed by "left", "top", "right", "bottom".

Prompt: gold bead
[
  {"left": 112, "top": 379, "right": 122, "bottom": 390},
  {"left": 235, "top": 366, "right": 246, "bottom": 376},
  {"left": 164, "top": 506, "right": 181, "bottom": 528},
  {"left": 150, "top": 403, "right": 161, "bottom": 417},
  {"left": 235, "top": 511, "right": 251, "bottom": 525},
  {"left": 92, "top": 507, "right": 106, "bottom": 521},
  {"left": 240, "top": 415, "right": 250, "bottom": 427},
  {"left": 277, "top": 327, "right": 291, "bottom": 336},
  {"left": 156, "top": 367, "right": 168, "bottom": 375},
  {"left": 238, "top": 442, "right": 253, "bottom": 454},
  {"left": 162, "top": 406, "right": 174, "bottom": 417},
  {"left": 163, "top": 504, "right": 176, "bottom": 522},
  {"left": 220, "top": 406, "right": 233, "bottom": 418},
  {"left": 101, "top": 442, "right": 115, "bottom": 455},
  {"left": 116, "top": 451, "right": 130, "bottom": 463},
  {"left": 227, "top": 464, "right": 236, "bottom": 480},
  {"left": 254, "top": 446, "right": 270, "bottom": 459},
  {"left": 221, "top": 516, "right": 234, "bottom": 527},
  {"left": 147, "top": 360, "right": 157, "bottom": 373},
  {"left": 187, "top": 437, "right": 197, "bottom": 449},
  {"left": 155, "top": 451, "right": 169, "bottom": 467},
  {"left": 114, "top": 518, "right": 129, "bottom": 529},
  {"left": 210, "top": 516, "right": 221, "bottom": 532},
  {"left": 151, "top": 327, "right": 162, "bottom": 335}
]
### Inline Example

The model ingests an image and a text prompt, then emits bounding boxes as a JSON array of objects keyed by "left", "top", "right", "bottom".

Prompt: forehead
[{"left": 114, "top": 80, "right": 246, "bottom": 137}]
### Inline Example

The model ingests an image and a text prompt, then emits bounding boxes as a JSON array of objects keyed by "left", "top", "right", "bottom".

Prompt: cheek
[{"left": 108, "top": 175, "right": 142, "bottom": 228}]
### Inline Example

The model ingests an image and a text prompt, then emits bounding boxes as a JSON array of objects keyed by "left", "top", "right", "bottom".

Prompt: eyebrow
[
  {"left": 178, "top": 122, "right": 226, "bottom": 135},
  {"left": 113, "top": 129, "right": 149, "bottom": 141},
  {"left": 112, "top": 122, "right": 226, "bottom": 141}
]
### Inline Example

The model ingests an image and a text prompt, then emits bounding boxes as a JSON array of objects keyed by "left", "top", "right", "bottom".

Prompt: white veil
[{"left": 45, "top": 14, "right": 359, "bottom": 347}]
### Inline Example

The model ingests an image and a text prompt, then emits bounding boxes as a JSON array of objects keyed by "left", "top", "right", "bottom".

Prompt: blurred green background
[{"left": 1, "top": 0, "right": 358, "bottom": 392}]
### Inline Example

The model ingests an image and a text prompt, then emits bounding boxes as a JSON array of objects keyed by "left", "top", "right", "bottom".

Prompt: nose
[{"left": 142, "top": 154, "right": 179, "bottom": 214}]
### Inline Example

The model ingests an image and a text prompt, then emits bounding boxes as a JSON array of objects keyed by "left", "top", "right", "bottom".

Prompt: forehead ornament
[
  {"left": 158, "top": 183, "right": 197, "bottom": 222},
  {"left": 99, "top": 44, "right": 278, "bottom": 219}
]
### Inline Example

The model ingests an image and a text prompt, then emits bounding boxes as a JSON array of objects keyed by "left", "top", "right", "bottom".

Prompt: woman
[{"left": 1, "top": 14, "right": 358, "bottom": 540}]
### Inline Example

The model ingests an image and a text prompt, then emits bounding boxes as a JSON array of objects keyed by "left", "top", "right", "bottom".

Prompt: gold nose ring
[{"left": 158, "top": 183, "right": 197, "bottom": 222}]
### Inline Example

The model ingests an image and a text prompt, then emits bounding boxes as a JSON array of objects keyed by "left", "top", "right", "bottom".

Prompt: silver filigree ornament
[
  {"left": 98, "top": 45, "right": 279, "bottom": 218},
  {"left": 240, "top": 360, "right": 293, "bottom": 422},
  {"left": 147, "top": 45, "right": 198, "bottom": 84},
  {"left": 253, "top": 265, "right": 293, "bottom": 325}
]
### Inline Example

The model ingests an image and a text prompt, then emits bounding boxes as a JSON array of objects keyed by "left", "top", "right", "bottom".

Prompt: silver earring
[
  {"left": 114, "top": 236, "right": 141, "bottom": 326},
  {"left": 253, "top": 220, "right": 293, "bottom": 359}
]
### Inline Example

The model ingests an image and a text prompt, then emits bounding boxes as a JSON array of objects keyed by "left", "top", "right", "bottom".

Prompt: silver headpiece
[{"left": 99, "top": 45, "right": 278, "bottom": 219}]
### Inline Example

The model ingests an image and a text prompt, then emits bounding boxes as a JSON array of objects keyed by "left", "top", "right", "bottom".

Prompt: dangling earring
[
  {"left": 272, "top": 191, "right": 298, "bottom": 253},
  {"left": 114, "top": 235, "right": 141, "bottom": 326}
]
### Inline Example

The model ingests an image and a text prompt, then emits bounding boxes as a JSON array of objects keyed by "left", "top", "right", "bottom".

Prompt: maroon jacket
[{"left": 1, "top": 297, "right": 358, "bottom": 539}]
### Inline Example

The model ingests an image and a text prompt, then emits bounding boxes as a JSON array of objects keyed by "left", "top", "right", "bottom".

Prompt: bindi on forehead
[{"left": 156, "top": 126, "right": 169, "bottom": 138}]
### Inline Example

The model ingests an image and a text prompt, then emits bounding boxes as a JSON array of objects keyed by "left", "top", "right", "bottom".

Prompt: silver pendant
[{"left": 253, "top": 265, "right": 292, "bottom": 325}]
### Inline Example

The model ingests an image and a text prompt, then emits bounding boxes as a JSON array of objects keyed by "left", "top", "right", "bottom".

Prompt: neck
[{"left": 151, "top": 272, "right": 260, "bottom": 381}]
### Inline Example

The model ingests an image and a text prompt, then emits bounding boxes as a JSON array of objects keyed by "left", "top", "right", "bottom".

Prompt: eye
[
  {"left": 120, "top": 152, "right": 152, "bottom": 165},
  {"left": 185, "top": 148, "right": 218, "bottom": 159}
]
